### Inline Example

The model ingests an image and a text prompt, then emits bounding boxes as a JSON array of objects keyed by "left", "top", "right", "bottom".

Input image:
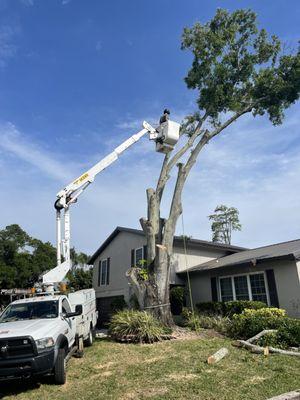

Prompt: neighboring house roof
[
  {"left": 89, "top": 226, "right": 247, "bottom": 264},
  {"left": 182, "top": 238, "right": 300, "bottom": 274}
]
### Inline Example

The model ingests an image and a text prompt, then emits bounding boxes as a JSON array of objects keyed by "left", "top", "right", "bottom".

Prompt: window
[
  {"left": 220, "top": 277, "right": 233, "bottom": 302},
  {"left": 98, "top": 258, "right": 110, "bottom": 286},
  {"left": 135, "top": 247, "right": 144, "bottom": 266},
  {"left": 234, "top": 276, "right": 250, "bottom": 300},
  {"left": 219, "top": 273, "right": 268, "bottom": 304},
  {"left": 62, "top": 299, "right": 71, "bottom": 314},
  {"left": 0, "top": 301, "right": 58, "bottom": 322},
  {"left": 250, "top": 274, "right": 268, "bottom": 303}
]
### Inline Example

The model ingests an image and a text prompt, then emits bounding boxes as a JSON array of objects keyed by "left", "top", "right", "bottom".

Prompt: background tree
[
  {"left": 67, "top": 268, "right": 93, "bottom": 291},
  {"left": 0, "top": 224, "right": 57, "bottom": 288},
  {"left": 127, "top": 8, "right": 300, "bottom": 325},
  {"left": 0, "top": 224, "right": 89, "bottom": 290},
  {"left": 68, "top": 248, "right": 92, "bottom": 290},
  {"left": 208, "top": 205, "right": 242, "bottom": 244}
]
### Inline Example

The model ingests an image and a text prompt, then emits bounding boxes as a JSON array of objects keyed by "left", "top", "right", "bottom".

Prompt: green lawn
[{"left": 1, "top": 336, "right": 300, "bottom": 400}]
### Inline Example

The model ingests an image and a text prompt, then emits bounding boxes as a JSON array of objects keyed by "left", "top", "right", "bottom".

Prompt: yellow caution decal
[{"left": 73, "top": 172, "right": 89, "bottom": 185}]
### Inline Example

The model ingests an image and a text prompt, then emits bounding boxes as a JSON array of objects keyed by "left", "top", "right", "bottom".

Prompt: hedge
[{"left": 196, "top": 300, "right": 266, "bottom": 317}]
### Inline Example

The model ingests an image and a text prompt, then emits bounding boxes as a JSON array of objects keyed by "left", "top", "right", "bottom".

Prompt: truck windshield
[{"left": 0, "top": 301, "right": 59, "bottom": 322}]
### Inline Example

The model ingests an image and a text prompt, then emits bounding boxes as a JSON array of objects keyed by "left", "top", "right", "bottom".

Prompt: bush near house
[
  {"left": 229, "top": 307, "right": 286, "bottom": 339},
  {"left": 108, "top": 310, "right": 171, "bottom": 343},
  {"left": 228, "top": 307, "right": 300, "bottom": 348},
  {"left": 196, "top": 300, "right": 266, "bottom": 317},
  {"left": 170, "top": 286, "right": 185, "bottom": 315},
  {"left": 183, "top": 305, "right": 300, "bottom": 349},
  {"left": 111, "top": 296, "right": 128, "bottom": 312}
]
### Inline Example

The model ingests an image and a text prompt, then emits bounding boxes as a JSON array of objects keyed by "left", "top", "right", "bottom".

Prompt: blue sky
[{"left": 0, "top": 0, "right": 299, "bottom": 255}]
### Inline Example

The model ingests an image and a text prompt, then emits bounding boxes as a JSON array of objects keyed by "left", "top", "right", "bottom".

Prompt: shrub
[
  {"left": 257, "top": 331, "right": 280, "bottom": 348},
  {"left": 181, "top": 308, "right": 230, "bottom": 335},
  {"left": 108, "top": 310, "right": 169, "bottom": 343},
  {"left": 198, "top": 315, "right": 231, "bottom": 335},
  {"left": 229, "top": 307, "right": 286, "bottom": 339},
  {"left": 170, "top": 286, "right": 185, "bottom": 315},
  {"left": 196, "top": 301, "right": 223, "bottom": 315},
  {"left": 185, "top": 313, "right": 201, "bottom": 332},
  {"left": 276, "top": 318, "right": 300, "bottom": 348},
  {"left": 223, "top": 300, "right": 266, "bottom": 317},
  {"left": 111, "top": 296, "right": 128, "bottom": 312},
  {"left": 196, "top": 300, "right": 266, "bottom": 317}
]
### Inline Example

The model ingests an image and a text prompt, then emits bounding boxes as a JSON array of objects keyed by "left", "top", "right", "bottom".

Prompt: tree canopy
[
  {"left": 0, "top": 224, "right": 57, "bottom": 288},
  {"left": 182, "top": 8, "right": 299, "bottom": 127},
  {"left": 208, "top": 205, "right": 242, "bottom": 244},
  {"left": 130, "top": 8, "right": 299, "bottom": 325},
  {"left": 0, "top": 224, "right": 90, "bottom": 289}
]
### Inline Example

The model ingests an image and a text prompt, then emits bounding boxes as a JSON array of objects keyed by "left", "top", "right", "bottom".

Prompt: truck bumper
[{"left": 0, "top": 349, "right": 55, "bottom": 380}]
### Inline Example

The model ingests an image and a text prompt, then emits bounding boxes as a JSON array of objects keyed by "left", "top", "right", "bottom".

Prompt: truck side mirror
[
  {"left": 64, "top": 304, "right": 83, "bottom": 318},
  {"left": 75, "top": 304, "right": 83, "bottom": 316}
]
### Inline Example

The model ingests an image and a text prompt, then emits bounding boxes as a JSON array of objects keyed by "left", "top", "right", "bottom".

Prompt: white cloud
[
  {"left": 20, "top": 0, "right": 34, "bottom": 5},
  {"left": 0, "top": 24, "right": 19, "bottom": 67},
  {"left": 0, "top": 123, "right": 74, "bottom": 183},
  {"left": 62, "top": 0, "right": 72, "bottom": 5},
  {"left": 95, "top": 41, "right": 102, "bottom": 52}
]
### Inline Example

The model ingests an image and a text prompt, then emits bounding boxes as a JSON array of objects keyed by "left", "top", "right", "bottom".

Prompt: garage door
[{"left": 96, "top": 295, "right": 125, "bottom": 326}]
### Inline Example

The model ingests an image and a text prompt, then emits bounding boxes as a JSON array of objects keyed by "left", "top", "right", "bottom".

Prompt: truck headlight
[{"left": 35, "top": 337, "right": 55, "bottom": 352}]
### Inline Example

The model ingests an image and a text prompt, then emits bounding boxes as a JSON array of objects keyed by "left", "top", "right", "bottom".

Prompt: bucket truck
[{"left": 0, "top": 113, "right": 180, "bottom": 384}]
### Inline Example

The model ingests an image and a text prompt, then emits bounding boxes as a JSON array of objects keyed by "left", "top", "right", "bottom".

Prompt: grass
[{"left": 1, "top": 336, "right": 300, "bottom": 400}]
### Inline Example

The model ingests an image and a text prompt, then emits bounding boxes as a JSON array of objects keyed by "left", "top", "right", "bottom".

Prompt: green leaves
[
  {"left": 67, "top": 268, "right": 92, "bottom": 291},
  {"left": 181, "top": 8, "right": 299, "bottom": 125},
  {"left": 0, "top": 224, "right": 89, "bottom": 290},
  {"left": 0, "top": 224, "right": 57, "bottom": 288},
  {"left": 208, "top": 204, "right": 241, "bottom": 244}
]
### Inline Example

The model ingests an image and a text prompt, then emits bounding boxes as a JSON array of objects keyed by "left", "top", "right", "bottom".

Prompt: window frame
[
  {"left": 134, "top": 247, "right": 144, "bottom": 266},
  {"left": 218, "top": 271, "right": 270, "bottom": 305},
  {"left": 99, "top": 258, "right": 110, "bottom": 286}
]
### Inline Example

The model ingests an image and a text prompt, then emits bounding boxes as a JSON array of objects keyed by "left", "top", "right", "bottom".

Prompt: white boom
[{"left": 41, "top": 116, "right": 180, "bottom": 287}]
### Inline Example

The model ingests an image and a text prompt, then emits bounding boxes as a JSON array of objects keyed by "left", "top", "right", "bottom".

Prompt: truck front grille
[{"left": 0, "top": 337, "right": 35, "bottom": 360}]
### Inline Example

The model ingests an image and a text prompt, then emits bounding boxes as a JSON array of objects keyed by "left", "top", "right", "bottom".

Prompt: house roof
[
  {"left": 182, "top": 238, "right": 300, "bottom": 274},
  {"left": 89, "top": 226, "right": 247, "bottom": 264}
]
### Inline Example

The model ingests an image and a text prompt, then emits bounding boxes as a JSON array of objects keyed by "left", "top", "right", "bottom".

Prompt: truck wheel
[
  {"left": 53, "top": 348, "right": 66, "bottom": 384},
  {"left": 84, "top": 328, "right": 93, "bottom": 347}
]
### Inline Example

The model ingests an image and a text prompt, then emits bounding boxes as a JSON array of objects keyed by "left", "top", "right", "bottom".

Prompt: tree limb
[{"left": 156, "top": 152, "right": 171, "bottom": 203}]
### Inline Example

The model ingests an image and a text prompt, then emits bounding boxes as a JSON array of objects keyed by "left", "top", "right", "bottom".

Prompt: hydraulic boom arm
[{"left": 41, "top": 115, "right": 180, "bottom": 289}]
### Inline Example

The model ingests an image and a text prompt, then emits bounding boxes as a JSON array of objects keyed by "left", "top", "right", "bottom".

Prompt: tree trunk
[{"left": 126, "top": 107, "right": 253, "bottom": 326}]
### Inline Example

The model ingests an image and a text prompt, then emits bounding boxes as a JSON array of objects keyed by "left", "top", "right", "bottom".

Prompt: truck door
[{"left": 61, "top": 298, "right": 76, "bottom": 346}]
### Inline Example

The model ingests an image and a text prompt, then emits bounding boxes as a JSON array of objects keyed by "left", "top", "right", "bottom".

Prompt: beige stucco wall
[
  {"left": 171, "top": 244, "right": 227, "bottom": 285},
  {"left": 189, "top": 259, "right": 300, "bottom": 318},
  {"left": 92, "top": 231, "right": 146, "bottom": 302},
  {"left": 93, "top": 232, "right": 231, "bottom": 302}
]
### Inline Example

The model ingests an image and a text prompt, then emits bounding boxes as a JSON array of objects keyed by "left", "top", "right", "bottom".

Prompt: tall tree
[
  {"left": 127, "top": 9, "right": 300, "bottom": 325},
  {"left": 208, "top": 205, "right": 241, "bottom": 244},
  {"left": 0, "top": 224, "right": 89, "bottom": 289},
  {"left": 0, "top": 224, "right": 57, "bottom": 288}
]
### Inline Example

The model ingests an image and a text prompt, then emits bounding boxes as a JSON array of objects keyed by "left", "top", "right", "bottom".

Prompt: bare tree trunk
[{"left": 127, "top": 106, "right": 253, "bottom": 326}]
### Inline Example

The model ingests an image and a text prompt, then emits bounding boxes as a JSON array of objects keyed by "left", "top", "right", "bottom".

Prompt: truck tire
[
  {"left": 84, "top": 328, "right": 93, "bottom": 347},
  {"left": 53, "top": 348, "right": 66, "bottom": 384}
]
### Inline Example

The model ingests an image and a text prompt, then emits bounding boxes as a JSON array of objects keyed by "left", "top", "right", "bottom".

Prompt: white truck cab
[{"left": 0, "top": 289, "right": 97, "bottom": 384}]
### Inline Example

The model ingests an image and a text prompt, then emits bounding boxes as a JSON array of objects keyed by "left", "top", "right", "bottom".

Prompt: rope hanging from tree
[{"left": 181, "top": 211, "right": 195, "bottom": 314}]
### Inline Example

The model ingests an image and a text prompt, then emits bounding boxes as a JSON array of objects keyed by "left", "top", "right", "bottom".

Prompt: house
[
  {"left": 179, "top": 239, "right": 300, "bottom": 318},
  {"left": 90, "top": 226, "right": 245, "bottom": 323},
  {"left": 90, "top": 227, "right": 300, "bottom": 323}
]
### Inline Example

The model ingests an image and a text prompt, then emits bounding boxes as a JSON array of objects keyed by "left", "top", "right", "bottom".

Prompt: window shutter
[
  {"left": 143, "top": 245, "right": 147, "bottom": 262},
  {"left": 211, "top": 277, "right": 218, "bottom": 302},
  {"left": 266, "top": 269, "right": 279, "bottom": 307},
  {"left": 131, "top": 249, "right": 135, "bottom": 267},
  {"left": 106, "top": 258, "right": 110, "bottom": 285},
  {"left": 98, "top": 261, "right": 101, "bottom": 286}
]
